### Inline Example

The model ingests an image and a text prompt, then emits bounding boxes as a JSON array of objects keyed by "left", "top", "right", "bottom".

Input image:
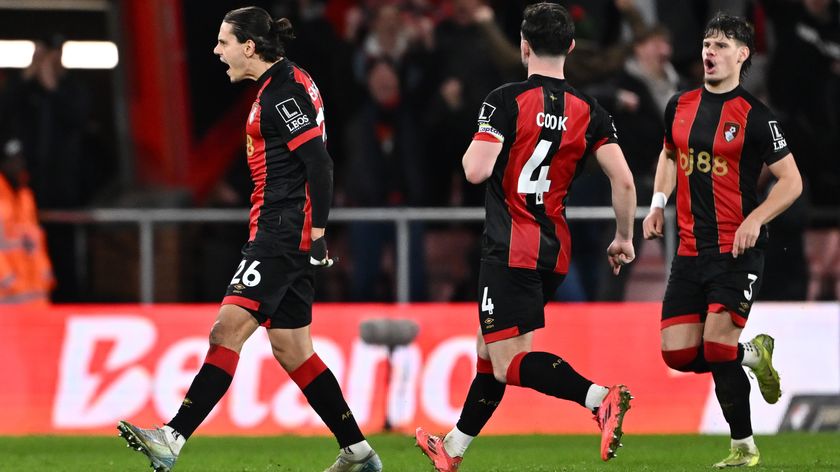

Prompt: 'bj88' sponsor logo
[{"left": 679, "top": 148, "right": 729, "bottom": 177}]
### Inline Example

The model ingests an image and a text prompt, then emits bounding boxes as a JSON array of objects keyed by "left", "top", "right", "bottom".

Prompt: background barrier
[{"left": 1, "top": 302, "right": 837, "bottom": 435}]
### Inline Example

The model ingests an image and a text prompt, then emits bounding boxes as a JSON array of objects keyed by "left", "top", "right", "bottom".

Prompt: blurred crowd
[{"left": 0, "top": 0, "right": 838, "bottom": 304}]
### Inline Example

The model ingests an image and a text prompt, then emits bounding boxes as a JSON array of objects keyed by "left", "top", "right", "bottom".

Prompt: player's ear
[
  {"left": 567, "top": 38, "right": 575, "bottom": 55},
  {"left": 520, "top": 36, "right": 531, "bottom": 65},
  {"left": 737, "top": 45, "right": 749, "bottom": 64},
  {"left": 243, "top": 38, "right": 256, "bottom": 58}
]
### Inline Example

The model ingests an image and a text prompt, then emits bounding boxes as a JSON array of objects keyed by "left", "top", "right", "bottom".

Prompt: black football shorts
[
  {"left": 477, "top": 261, "right": 565, "bottom": 344},
  {"left": 222, "top": 251, "right": 314, "bottom": 329},
  {"left": 662, "top": 248, "right": 765, "bottom": 329}
]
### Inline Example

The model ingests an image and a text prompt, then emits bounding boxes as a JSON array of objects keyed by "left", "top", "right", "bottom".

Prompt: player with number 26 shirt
[
  {"left": 415, "top": 4, "right": 637, "bottom": 471},
  {"left": 116, "top": 7, "right": 381, "bottom": 472}
]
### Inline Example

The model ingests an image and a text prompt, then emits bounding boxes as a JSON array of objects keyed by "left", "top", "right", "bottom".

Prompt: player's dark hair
[
  {"left": 704, "top": 13, "right": 754, "bottom": 79},
  {"left": 521, "top": 2, "right": 574, "bottom": 56},
  {"left": 223, "top": 6, "right": 295, "bottom": 62}
]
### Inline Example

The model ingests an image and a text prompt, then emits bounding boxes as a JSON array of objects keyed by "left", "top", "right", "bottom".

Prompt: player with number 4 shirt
[
  {"left": 415, "top": 4, "right": 637, "bottom": 471},
  {"left": 643, "top": 14, "right": 802, "bottom": 469}
]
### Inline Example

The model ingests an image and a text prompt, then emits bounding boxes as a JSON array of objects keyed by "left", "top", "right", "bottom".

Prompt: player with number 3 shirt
[
  {"left": 415, "top": 4, "right": 637, "bottom": 470},
  {"left": 643, "top": 14, "right": 802, "bottom": 468}
]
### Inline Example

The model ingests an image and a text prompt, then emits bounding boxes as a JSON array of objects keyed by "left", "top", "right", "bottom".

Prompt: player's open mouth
[{"left": 704, "top": 59, "right": 716, "bottom": 74}]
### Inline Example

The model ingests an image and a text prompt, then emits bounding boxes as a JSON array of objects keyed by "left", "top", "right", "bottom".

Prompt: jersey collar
[
  {"left": 256, "top": 58, "right": 289, "bottom": 88},
  {"left": 528, "top": 74, "right": 566, "bottom": 87},
  {"left": 701, "top": 84, "right": 743, "bottom": 102}
]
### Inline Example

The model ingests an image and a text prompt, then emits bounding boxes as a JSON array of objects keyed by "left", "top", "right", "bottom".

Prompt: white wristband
[{"left": 650, "top": 192, "right": 667, "bottom": 210}]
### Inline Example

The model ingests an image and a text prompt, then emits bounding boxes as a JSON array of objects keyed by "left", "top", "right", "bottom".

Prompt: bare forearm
[
  {"left": 612, "top": 180, "right": 636, "bottom": 240},
  {"left": 652, "top": 150, "right": 676, "bottom": 196}
]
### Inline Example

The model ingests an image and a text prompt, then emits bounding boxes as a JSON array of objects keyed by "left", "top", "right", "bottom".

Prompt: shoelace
[{"left": 727, "top": 447, "right": 752, "bottom": 462}]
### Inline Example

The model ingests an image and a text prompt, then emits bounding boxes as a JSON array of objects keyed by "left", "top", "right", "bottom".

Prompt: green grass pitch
[{"left": 1, "top": 433, "right": 837, "bottom": 471}]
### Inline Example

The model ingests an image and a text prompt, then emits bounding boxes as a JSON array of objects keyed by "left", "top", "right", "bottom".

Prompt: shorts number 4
[{"left": 481, "top": 286, "right": 494, "bottom": 315}]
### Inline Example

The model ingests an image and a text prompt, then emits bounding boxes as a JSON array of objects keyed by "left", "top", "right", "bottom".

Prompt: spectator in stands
[
  {"left": 3, "top": 35, "right": 89, "bottom": 302},
  {"left": 590, "top": 24, "right": 685, "bottom": 300},
  {"left": 351, "top": 3, "right": 432, "bottom": 107},
  {"left": 287, "top": 0, "right": 357, "bottom": 177},
  {"left": 560, "top": 0, "right": 652, "bottom": 301},
  {"left": 0, "top": 138, "right": 53, "bottom": 305},
  {"left": 4, "top": 36, "right": 89, "bottom": 208},
  {"left": 564, "top": 0, "right": 649, "bottom": 86},
  {"left": 762, "top": 0, "right": 840, "bottom": 216},
  {"left": 759, "top": 0, "right": 840, "bottom": 300},
  {"left": 425, "top": 0, "right": 522, "bottom": 207},
  {"left": 343, "top": 60, "right": 427, "bottom": 301}
]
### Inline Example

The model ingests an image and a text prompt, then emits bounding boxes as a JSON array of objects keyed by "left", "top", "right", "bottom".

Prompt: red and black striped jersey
[
  {"left": 244, "top": 59, "right": 326, "bottom": 257},
  {"left": 473, "top": 74, "right": 618, "bottom": 274},
  {"left": 664, "top": 86, "right": 790, "bottom": 256}
]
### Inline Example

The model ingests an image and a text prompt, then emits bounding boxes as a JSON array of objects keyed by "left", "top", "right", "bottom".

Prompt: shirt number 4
[{"left": 518, "top": 139, "right": 553, "bottom": 205}]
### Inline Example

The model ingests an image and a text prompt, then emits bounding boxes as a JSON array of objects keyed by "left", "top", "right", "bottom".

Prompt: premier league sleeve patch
[
  {"left": 768, "top": 120, "right": 786, "bottom": 151},
  {"left": 478, "top": 102, "right": 496, "bottom": 122},
  {"left": 275, "top": 98, "right": 311, "bottom": 133}
]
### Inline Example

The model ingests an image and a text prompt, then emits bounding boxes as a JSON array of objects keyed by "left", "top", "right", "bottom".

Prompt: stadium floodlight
[
  {"left": 61, "top": 40, "right": 118, "bottom": 69},
  {"left": 0, "top": 40, "right": 35, "bottom": 68}
]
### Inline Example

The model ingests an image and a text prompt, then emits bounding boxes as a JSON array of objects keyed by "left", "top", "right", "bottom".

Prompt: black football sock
[
  {"left": 506, "top": 351, "right": 592, "bottom": 408},
  {"left": 689, "top": 344, "right": 712, "bottom": 373},
  {"left": 455, "top": 357, "right": 506, "bottom": 436},
  {"left": 710, "top": 360, "right": 753, "bottom": 439},
  {"left": 706, "top": 341, "right": 752, "bottom": 440},
  {"left": 290, "top": 353, "right": 365, "bottom": 449},
  {"left": 167, "top": 344, "right": 239, "bottom": 439}
]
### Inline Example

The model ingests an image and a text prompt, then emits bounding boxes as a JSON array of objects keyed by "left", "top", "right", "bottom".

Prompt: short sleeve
[
  {"left": 473, "top": 87, "right": 511, "bottom": 144},
  {"left": 266, "top": 83, "right": 322, "bottom": 151},
  {"left": 587, "top": 99, "right": 618, "bottom": 152},
  {"left": 747, "top": 108, "right": 789, "bottom": 165},
  {"left": 662, "top": 93, "right": 680, "bottom": 151}
]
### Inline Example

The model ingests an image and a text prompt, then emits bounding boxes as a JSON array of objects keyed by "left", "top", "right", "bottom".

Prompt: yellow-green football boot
[
  {"left": 713, "top": 445, "right": 760, "bottom": 468},
  {"left": 748, "top": 334, "right": 781, "bottom": 404}
]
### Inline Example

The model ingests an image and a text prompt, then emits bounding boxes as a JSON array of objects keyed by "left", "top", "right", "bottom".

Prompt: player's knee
[
  {"left": 661, "top": 346, "right": 699, "bottom": 371},
  {"left": 490, "top": 358, "right": 510, "bottom": 384},
  {"left": 703, "top": 340, "right": 738, "bottom": 364},
  {"left": 208, "top": 322, "right": 233, "bottom": 348},
  {"left": 272, "top": 344, "right": 314, "bottom": 372}
]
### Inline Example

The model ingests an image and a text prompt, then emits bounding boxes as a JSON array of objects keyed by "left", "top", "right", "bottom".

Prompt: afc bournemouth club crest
[{"left": 723, "top": 122, "right": 740, "bottom": 142}]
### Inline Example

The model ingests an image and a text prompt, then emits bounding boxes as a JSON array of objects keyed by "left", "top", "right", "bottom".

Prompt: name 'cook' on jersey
[
  {"left": 473, "top": 74, "right": 618, "bottom": 274},
  {"left": 244, "top": 59, "right": 326, "bottom": 257}
]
